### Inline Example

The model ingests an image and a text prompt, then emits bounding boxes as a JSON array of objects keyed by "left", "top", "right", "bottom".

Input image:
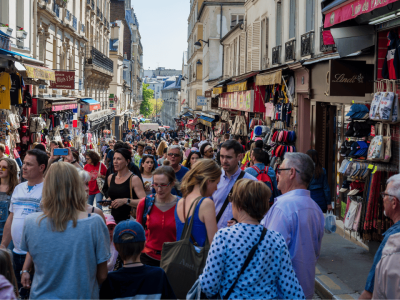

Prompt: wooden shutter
[
  {"left": 306, "top": 0, "right": 315, "bottom": 32},
  {"left": 246, "top": 25, "right": 252, "bottom": 72},
  {"left": 289, "top": 0, "right": 296, "bottom": 39},
  {"left": 263, "top": 18, "right": 269, "bottom": 69},
  {"left": 252, "top": 21, "right": 261, "bottom": 71},
  {"left": 239, "top": 32, "right": 246, "bottom": 74},
  {"left": 276, "top": 2, "right": 282, "bottom": 46},
  {"left": 224, "top": 46, "right": 230, "bottom": 77}
]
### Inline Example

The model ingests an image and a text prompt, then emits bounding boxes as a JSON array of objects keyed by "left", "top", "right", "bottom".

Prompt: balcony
[
  {"left": 272, "top": 46, "right": 281, "bottom": 65},
  {"left": 53, "top": 3, "right": 60, "bottom": 18},
  {"left": 86, "top": 46, "right": 113, "bottom": 73},
  {"left": 320, "top": 27, "right": 336, "bottom": 53},
  {"left": 72, "top": 16, "right": 77, "bottom": 31},
  {"left": 301, "top": 31, "right": 314, "bottom": 57},
  {"left": 91, "top": 1, "right": 95, "bottom": 14},
  {"left": 285, "top": 39, "right": 296, "bottom": 62}
]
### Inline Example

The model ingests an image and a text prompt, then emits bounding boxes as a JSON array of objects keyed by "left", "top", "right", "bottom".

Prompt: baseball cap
[
  {"left": 113, "top": 220, "right": 146, "bottom": 244},
  {"left": 105, "top": 214, "right": 116, "bottom": 226},
  {"left": 144, "top": 146, "right": 152, "bottom": 152}
]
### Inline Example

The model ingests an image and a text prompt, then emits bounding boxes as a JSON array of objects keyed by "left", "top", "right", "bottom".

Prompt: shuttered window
[
  {"left": 239, "top": 32, "right": 246, "bottom": 74},
  {"left": 252, "top": 21, "right": 261, "bottom": 71},
  {"left": 224, "top": 45, "right": 230, "bottom": 77},
  {"left": 289, "top": 0, "right": 296, "bottom": 39},
  {"left": 247, "top": 25, "right": 252, "bottom": 72},
  {"left": 261, "top": 18, "right": 269, "bottom": 69},
  {"left": 306, "top": 0, "right": 315, "bottom": 32},
  {"left": 276, "top": 2, "right": 282, "bottom": 46}
]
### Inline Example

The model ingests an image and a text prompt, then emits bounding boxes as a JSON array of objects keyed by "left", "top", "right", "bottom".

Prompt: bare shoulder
[{"left": 201, "top": 197, "right": 216, "bottom": 209}]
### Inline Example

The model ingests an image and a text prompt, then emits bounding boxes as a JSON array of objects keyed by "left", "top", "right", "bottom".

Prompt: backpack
[
  {"left": 141, "top": 194, "right": 181, "bottom": 229},
  {"left": 251, "top": 166, "right": 273, "bottom": 192}
]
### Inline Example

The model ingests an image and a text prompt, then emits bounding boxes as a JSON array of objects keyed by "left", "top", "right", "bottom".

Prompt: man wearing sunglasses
[
  {"left": 261, "top": 152, "right": 324, "bottom": 300},
  {"left": 359, "top": 174, "right": 400, "bottom": 300},
  {"left": 166, "top": 145, "right": 188, "bottom": 196}
]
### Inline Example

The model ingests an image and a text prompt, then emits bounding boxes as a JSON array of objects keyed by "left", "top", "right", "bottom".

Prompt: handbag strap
[
  {"left": 223, "top": 227, "right": 268, "bottom": 300},
  {"left": 128, "top": 174, "right": 133, "bottom": 199},
  {"left": 181, "top": 197, "right": 202, "bottom": 241},
  {"left": 216, "top": 171, "right": 246, "bottom": 223},
  {"left": 182, "top": 196, "right": 204, "bottom": 246},
  {"left": 98, "top": 162, "right": 102, "bottom": 174}
]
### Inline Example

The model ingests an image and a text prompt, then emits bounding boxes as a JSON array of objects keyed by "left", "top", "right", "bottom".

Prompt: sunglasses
[
  {"left": 152, "top": 182, "right": 172, "bottom": 189},
  {"left": 0, "top": 166, "right": 7, "bottom": 171},
  {"left": 191, "top": 150, "right": 200, "bottom": 153},
  {"left": 168, "top": 153, "right": 181, "bottom": 158},
  {"left": 277, "top": 167, "right": 300, "bottom": 175}
]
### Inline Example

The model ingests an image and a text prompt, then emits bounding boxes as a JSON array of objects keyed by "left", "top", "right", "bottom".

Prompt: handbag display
[
  {"left": 344, "top": 199, "right": 360, "bottom": 230},
  {"left": 160, "top": 197, "right": 209, "bottom": 299},
  {"left": 367, "top": 123, "right": 384, "bottom": 161},
  {"left": 382, "top": 123, "right": 392, "bottom": 163},
  {"left": 96, "top": 163, "right": 105, "bottom": 193}
]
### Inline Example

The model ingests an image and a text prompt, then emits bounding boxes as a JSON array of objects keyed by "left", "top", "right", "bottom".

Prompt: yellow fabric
[
  {"left": 0, "top": 72, "right": 11, "bottom": 110},
  {"left": 242, "top": 151, "right": 251, "bottom": 165},
  {"left": 182, "top": 160, "right": 187, "bottom": 167},
  {"left": 18, "top": 74, "right": 22, "bottom": 104}
]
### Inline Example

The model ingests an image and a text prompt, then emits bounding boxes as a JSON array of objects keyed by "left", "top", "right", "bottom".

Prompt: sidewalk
[{"left": 314, "top": 232, "right": 376, "bottom": 299}]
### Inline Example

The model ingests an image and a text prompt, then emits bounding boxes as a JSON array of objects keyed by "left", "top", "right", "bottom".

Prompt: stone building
[
  {"left": 144, "top": 67, "right": 182, "bottom": 78},
  {"left": 161, "top": 75, "right": 182, "bottom": 128}
]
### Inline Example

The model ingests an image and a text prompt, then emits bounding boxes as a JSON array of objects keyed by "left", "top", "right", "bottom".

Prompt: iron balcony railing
[
  {"left": 320, "top": 27, "right": 335, "bottom": 53},
  {"left": 100, "top": 12, "right": 103, "bottom": 21},
  {"left": 86, "top": 46, "right": 113, "bottom": 73},
  {"left": 72, "top": 16, "right": 77, "bottom": 31},
  {"left": 285, "top": 39, "right": 296, "bottom": 62},
  {"left": 53, "top": 3, "right": 60, "bottom": 18},
  {"left": 301, "top": 31, "right": 314, "bottom": 57},
  {"left": 86, "top": 0, "right": 90, "bottom": 4},
  {"left": 272, "top": 46, "right": 281, "bottom": 65}
]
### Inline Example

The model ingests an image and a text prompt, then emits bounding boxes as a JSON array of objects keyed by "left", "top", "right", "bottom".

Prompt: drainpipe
[
  {"left": 220, "top": 4, "right": 224, "bottom": 79},
  {"left": 33, "top": 0, "right": 37, "bottom": 60}
]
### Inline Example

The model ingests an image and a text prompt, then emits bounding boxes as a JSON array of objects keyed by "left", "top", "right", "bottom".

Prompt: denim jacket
[{"left": 308, "top": 168, "right": 331, "bottom": 211}]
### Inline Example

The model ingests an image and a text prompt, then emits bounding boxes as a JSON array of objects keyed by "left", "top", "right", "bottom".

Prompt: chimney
[{"left": 124, "top": 52, "right": 127, "bottom": 59}]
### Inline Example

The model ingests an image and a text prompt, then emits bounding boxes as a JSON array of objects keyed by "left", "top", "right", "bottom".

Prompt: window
[
  {"left": 306, "top": 0, "right": 315, "bottom": 32},
  {"left": 276, "top": 2, "right": 282, "bottom": 46},
  {"left": 231, "top": 14, "right": 244, "bottom": 29},
  {"left": 289, "top": 0, "right": 296, "bottom": 39}
]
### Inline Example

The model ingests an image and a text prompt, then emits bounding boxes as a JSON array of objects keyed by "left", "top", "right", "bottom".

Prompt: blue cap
[
  {"left": 113, "top": 220, "right": 146, "bottom": 244},
  {"left": 346, "top": 104, "right": 369, "bottom": 116},
  {"left": 254, "top": 126, "right": 263, "bottom": 136}
]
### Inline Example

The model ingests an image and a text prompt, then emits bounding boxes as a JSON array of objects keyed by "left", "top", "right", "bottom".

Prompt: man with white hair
[
  {"left": 261, "top": 152, "right": 324, "bottom": 299},
  {"left": 359, "top": 174, "right": 400, "bottom": 299}
]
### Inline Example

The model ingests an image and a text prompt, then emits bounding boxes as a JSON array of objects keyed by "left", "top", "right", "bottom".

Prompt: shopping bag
[
  {"left": 367, "top": 123, "right": 384, "bottom": 161},
  {"left": 324, "top": 211, "right": 336, "bottom": 234},
  {"left": 370, "top": 92, "right": 382, "bottom": 120},
  {"left": 391, "top": 94, "right": 400, "bottom": 124},
  {"left": 383, "top": 123, "right": 392, "bottom": 163},
  {"left": 344, "top": 200, "right": 360, "bottom": 230},
  {"left": 378, "top": 81, "right": 395, "bottom": 122}
]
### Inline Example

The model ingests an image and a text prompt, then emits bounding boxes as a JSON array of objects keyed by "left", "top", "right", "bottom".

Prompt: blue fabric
[
  {"left": 27, "top": 185, "right": 34, "bottom": 192},
  {"left": 0, "top": 194, "right": 11, "bottom": 239},
  {"left": 199, "top": 116, "right": 214, "bottom": 122},
  {"left": 261, "top": 189, "right": 325, "bottom": 299},
  {"left": 175, "top": 197, "right": 207, "bottom": 247},
  {"left": 308, "top": 168, "right": 331, "bottom": 211},
  {"left": 81, "top": 98, "right": 100, "bottom": 105},
  {"left": 365, "top": 221, "right": 400, "bottom": 293},
  {"left": 244, "top": 163, "right": 280, "bottom": 201},
  {"left": 88, "top": 193, "right": 104, "bottom": 211},
  {"left": 211, "top": 168, "right": 257, "bottom": 230}
]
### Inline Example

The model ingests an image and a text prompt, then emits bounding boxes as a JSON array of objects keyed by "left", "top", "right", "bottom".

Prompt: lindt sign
[{"left": 49, "top": 71, "right": 75, "bottom": 89}]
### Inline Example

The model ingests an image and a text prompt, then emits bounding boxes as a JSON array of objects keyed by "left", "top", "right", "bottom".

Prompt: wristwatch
[
  {"left": 20, "top": 270, "right": 29, "bottom": 275},
  {"left": 127, "top": 198, "right": 131, "bottom": 205},
  {"left": 71, "top": 160, "right": 77, "bottom": 164}
]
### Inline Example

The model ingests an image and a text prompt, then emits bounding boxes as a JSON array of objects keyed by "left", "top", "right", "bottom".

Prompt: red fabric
[
  {"left": 322, "top": 30, "right": 335, "bottom": 45},
  {"left": 83, "top": 162, "right": 107, "bottom": 195},
  {"left": 364, "top": 171, "right": 382, "bottom": 231},
  {"left": 136, "top": 198, "right": 177, "bottom": 260},
  {"left": 4, "top": 146, "right": 10, "bottom": 155}
]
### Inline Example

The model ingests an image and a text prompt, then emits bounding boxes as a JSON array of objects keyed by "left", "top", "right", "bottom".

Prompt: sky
[{"left": 132, "top": 0, "right": 189, "bottom": 71}]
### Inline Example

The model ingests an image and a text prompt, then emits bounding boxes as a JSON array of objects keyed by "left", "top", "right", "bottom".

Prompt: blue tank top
[{"left": 175, "top": 197, "right": 207, "bottom": 247}]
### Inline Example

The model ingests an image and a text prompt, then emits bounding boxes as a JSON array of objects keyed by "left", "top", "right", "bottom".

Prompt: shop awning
[
  {"left": 182, "top": 111, "right": 193, "bottom": 117},
  {"left": 255, "top": 69, "right": 282, "bottom": 86},
  {"left": 81, "top": 98, "right": 100, "bottom": 105},
  {"left": 330, "top": 25, "right": 374, "bottom": 57},
  {"left": 227, "top": 80, "right": 247, "bottom": 93},
  {"left": 41, "top": 97, "right": 77, "bottom": 111},
  {"left": 323, "top": 0, "right": 398, "bottom": 28},
  {"left": 81, "top": 98, "right": 101, "bottom": 111},
  {"left": 213, "top": 86, "right": 224, "bottom": 95}
]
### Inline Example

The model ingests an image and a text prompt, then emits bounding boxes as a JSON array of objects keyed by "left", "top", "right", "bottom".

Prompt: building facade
[
  {"left": 144, "top": 67, "right": 182, "bottom": 78},
  {"left": 161, "top": 76, "right": 182, "bottom": 128}
]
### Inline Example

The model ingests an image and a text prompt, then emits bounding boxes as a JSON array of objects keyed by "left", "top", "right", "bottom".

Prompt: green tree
[
  {"left": 149, "top": 98, "right": 164, "bottom": 118},
  {"left": 140, "top": 84, "right": 154, "bottom": 117}
]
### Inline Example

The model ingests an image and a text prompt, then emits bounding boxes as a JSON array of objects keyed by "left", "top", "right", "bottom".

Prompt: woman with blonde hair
[
  {"left": 77, "top": 169, "right": 106, "bottom": 222},
  {"left": 156, "top": 140, "right": 168, "bottom": 158},
  {"left": 175, "top": 159, "right": 220, "bottom": 246},
  {"left": 0, "top": 249, "right": 18, "bottom": 298},
  {"left": 0, "top": 158, "right": 18, "bottom": 243},
  {"left": 199, "top": 179, "right": 305, "bottom": 299},
  {"left": 20, "top": 162, "right": 110, "bottom": 299}
]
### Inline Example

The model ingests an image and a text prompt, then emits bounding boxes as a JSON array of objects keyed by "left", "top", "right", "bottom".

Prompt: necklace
[
  {"left": 124, "top": 262, "right": 142, "bottom": 266},
  {"left": 117, "top": 171, "right": 131, "bottom": 179}
]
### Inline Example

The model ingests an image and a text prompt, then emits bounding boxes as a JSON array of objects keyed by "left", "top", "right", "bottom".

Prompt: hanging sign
[
  {"left": 205, "top": 91, "right": 212, "bottom": 97},
  {"left": 219, "top": 90, "right": 255, "bottom": 112},
  {"left": 227, "top": 81, "right": 247, "bottom": 93},
  {"left": 197, "top": 96, "right": 207, "bottom": 106},
  {"left": 213, "top": 87, "right": 223, "bottom": 95},
  {"left": 49, "top": 71, "right": 75, "bottom": 89}
]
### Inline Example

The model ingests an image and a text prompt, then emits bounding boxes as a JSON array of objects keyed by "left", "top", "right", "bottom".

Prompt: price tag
[
  {"left": 368, "top": 164, "right": 374, "bottom": 169},
  {"left": 372, "top": 166, "right": 378, "bottom": 174},
  {"left": 349, "top": 158, "right": 353, "bottom": 161},
  {"left": 352, "top": 100, "right": 355, "bottom": 104}
]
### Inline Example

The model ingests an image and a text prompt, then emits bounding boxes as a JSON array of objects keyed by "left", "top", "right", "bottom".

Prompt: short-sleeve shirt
[
  {"left": 84, "top": 162, "right": 108, "bottom": 195},
  {"left": 20, "top": 213, "right": 110, "bottom": 299},
  {"left": 9, "top": 182, "right": 43, "bottom": 254}
]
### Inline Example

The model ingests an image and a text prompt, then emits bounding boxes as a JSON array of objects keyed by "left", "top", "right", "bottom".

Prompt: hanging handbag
[
  {"left": 370, "top": 82, "right": 382, "bottom": 120},
  {"left": 344, "top": 200, "right": 360, "bottom": 230},
  {"left": 160, "top": 197, "right": 209, "bottom": 299},
  {"left": 367, "top": 123, "right": 384, "bottom": 161},
  {"left": 382, "top": 123, "right": 392, "bottom": 163},
  {"left": 96, "top": 162, "right": 105, "bottom": 193}
]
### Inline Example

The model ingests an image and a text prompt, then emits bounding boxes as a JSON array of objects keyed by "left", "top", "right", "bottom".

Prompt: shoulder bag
[
  {"left": 216, "top": 171, "right": 246, "bottom": 223},
  {"left": 96, "top": 163, "right": 105, "bottom": 194},
  {"left": 128, "top": 174, "right": 137, "bottom": 219},
  {"left": 160, "top": 197, "right": 209, "bottom": 299}
]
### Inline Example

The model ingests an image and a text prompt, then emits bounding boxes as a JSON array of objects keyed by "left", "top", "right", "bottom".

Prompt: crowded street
[{"left": 1, "top": 0, "right": 400, "bottom": 299}]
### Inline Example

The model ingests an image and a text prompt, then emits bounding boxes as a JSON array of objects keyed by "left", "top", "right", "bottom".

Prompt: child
[
  {"left": 99, "top": 220, "right": 176, "bottom": 299},
  {"left": 0, "top": 249, "right": 18, "bottom": 299},
  {"left": 105, "top": 215, "right": 118, "bottom": 272}
]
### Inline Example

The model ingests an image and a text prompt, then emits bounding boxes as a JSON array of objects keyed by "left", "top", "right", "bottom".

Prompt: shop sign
[
  {"left": 49, "top": 71, "right": 75, "bottom": 89},
  {"left": 255, "top": 70, "right": 282, "bottom": 86},
  {"left": 197, "top": 96, "right": 207, "bottom": 106},
  {"left": 25, "top": 64, "right": 56, "bottom": 81},
  {"left": 219, "top": 90, "right": 255, "bottom": 112},
  {"left": 52, "top": 103, "right": 77, "bottom": 112},
  {"left": 205, "top": 91, "right": 212, "bottom": 97},
  {"left": 213, "top": 87, "right": 223, "bottom": 95},
  {"left": 227, "top": 81, "right": 247, "bottom": 93},
  {"left": 329, "top": 60, "right": 372, "bottom": 97},
  {"left": 90, "top": 104, "right": 101, "bottom": 111}
]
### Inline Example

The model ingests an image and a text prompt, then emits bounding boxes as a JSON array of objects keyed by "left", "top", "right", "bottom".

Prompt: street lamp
[{"left": 194, "top": 39, "right": 209, "bottom": 49}]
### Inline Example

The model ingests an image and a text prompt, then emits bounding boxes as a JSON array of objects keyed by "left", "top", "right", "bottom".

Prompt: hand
[
  {"left": 21, "top": 272, "right": 31, "bottom": 289},
  {"left": 227, "top": 219, "right": 238, "bottom": 227},
  {"left": 65, "top": 148, "right": 74, "bottom": 163},
  {"left": 50, "top": 149, "right": 60, "bottom": 161},
  {"left": 327, "top": 204, "right": 333, "bottom": 211},
  {"left": 111, "top": 198, "right": 127, "bottom": 209}
]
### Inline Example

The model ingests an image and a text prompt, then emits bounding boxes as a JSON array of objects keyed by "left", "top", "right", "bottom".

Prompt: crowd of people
[{"left": 0, "top": 127, "right": 397, "bottom": 299}]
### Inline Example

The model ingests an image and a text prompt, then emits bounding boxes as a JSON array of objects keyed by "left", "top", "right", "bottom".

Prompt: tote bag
[
  {"left": 367, "top": 123, "right": 384, "bottom": 161},
  {"left": 160, "top": 197, "right": 209, "bottom": 299},
  {"left": 383, "top": 123, "right": 392, "bottom": 163},
  {"left": 96, "top": 163, "right": 105, "bottom": 194}
]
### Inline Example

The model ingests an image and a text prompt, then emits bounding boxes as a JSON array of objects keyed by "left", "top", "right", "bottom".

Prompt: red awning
[
  {"left": 324, "top": 0, "right": 398, "bottom": 28},
  {"left": 181, "top": 99, "right": 186, "bottom": 105}
]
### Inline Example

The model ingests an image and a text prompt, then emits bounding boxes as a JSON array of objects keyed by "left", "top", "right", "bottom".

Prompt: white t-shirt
[{"left": 9, "top": 181, "right": 43, "bottom": 254}]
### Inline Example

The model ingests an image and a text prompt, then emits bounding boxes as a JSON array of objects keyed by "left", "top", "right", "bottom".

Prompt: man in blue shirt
[
  {"left": 359, "top": 174, "right": 400, "bottom": 299},
  {"left": 261, "top": 152, "right": 324, "bottom": 299},
  {"left": 212, "top": 140, "right": 256, "bottom": 229},
  {"left": 166, "top": 145, "right": 188, "bottom": 196}
]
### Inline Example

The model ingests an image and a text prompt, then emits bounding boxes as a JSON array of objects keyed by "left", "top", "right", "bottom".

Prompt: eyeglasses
[
  {"left": 168, "top": 153, "right": 180, "bottom": 158},
  {"left": 143, "top": 154, "right": 154, "bottom": 158},
  {"left": 152, "top": 182, "right": 172, "bottom": 189},
  {"left": 0, "top": 167, "right": 7, "bottom": 171},
  {"left": 277, "top": 167, "right": 300, "bottom": 175},
  {"left": 380, "top": 192, "right": 397, "bottom": 199},
  {"left": 191, "top": 150, "right": 200, "bottom": 153}
]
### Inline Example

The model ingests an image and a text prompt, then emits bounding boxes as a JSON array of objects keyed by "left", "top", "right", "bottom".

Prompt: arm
[
  {"left": 136, "top": 198, "right": 145, "bottom": 225},
  {"left": 200, "top": 198, "right": 218, "bottom": 243},
  {"left": 0, "top": 212, "right": 13, "bottom": 249},
  {"left": 359, "top": 291, "right": 372, "bottom": 300},
  {"left": 21, "top": 252, "right": 34, "bottom": 288},
  {"left": 96, "top": 261, "right": 108, "bottom": 285},
  {"left": 94, "top": 207, "right": 106, "bottom": 223}
]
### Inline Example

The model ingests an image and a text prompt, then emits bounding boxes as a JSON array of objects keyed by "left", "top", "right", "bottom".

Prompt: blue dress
[{"left": 175, "top": 197, "right": 207, "bottom": 247}]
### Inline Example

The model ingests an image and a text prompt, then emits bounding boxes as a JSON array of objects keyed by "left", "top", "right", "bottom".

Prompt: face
[
  {"left": 0, "top": 160, "right": 9, "bottom": 178},
  {"left": 50, "top": 142, "right": 58, "bottom": 151},
  {"left": 189, "top": 153, "right": 200, "bottom": 168},
  {"left": 167, "top": 149, "right": 181, "bottom": 166},
  {"left": 205, "top": 177, "right": 220, "bottom": 197},
  {"left": 202, "top": 136, "right": 206, "bottom": 141},
  {"left": 22, "top": 154, "right": 44, "bottom": 180},
  {"left": 113, "top": 153, "right": 129, "bottom": 172},
  {"left": 138, "top": 146, "right": 144, "bottom": 156},
  {"left": 85, "top": 156, "right": 92, "bottom": 165},
  {"left": 382, "top": 182, "right": 399, "bottom": 218},
  {"left": 276, "top": 159, "right": 296, "bottom": 193},
  {"left": 84, "top": 181, "right": 90, "bottom": 197},
  {"left": 145, "top": 149, "right": 152, "bottom": 155},
  {"left": 152, "top": 148, "right": 156, "bottom": 154},
  {"left": 109, "top": 142, "right": 114, "bottom": 149},
  {"left": 250, "top": 151, "right": 255, "bottom": 163},
  {"left": 107, "top": 224, "right": 116, "bottom": 241},
  {"left": 204, "top": 146, "right": 214, "bottom": 159},
  {"left": 220, "top": 148, "right": 240, "bottom": 174},
  {"left": 142, "top": 157, "right": 154, "bottom": 172},
  {"left": 153, "top": 174, "right": 173, "bottom": 198}
]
